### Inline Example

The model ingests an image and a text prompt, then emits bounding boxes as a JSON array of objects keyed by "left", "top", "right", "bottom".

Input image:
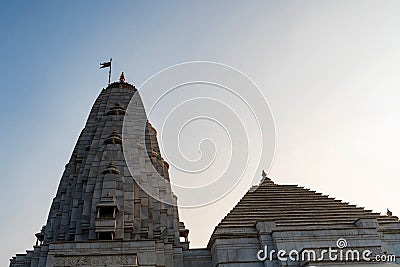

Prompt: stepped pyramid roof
[
  {"left": 220, "top": 176, "right": 398, "bottom": 228},
  {"left": 210, "top": 173, "right": 399, "bottom": 246}
]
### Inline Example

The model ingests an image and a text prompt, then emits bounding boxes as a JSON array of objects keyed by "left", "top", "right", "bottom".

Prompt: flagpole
[
  {"left": 100, "top": 58, "right": 112, "bottom": 86},
  {"left": 108, "top": 58, "right": 112, "bottom": 85}
]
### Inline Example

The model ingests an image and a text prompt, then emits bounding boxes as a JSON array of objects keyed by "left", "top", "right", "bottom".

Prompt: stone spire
[
  {"left": 41, "top": 76, "right": 181, "bottom": 243},
  {"left": 10, "top": 75, "right": 189, "bottom": 267}
]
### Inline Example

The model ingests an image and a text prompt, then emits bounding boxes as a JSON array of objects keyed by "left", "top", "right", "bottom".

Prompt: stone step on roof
[
  {"left": 238, "top": 208, "right": 361, "bottom": 214},
  {"left": 218, "top": 218, "right": 399, "bottom": 229},
  {"left": 224, "top": 216, "right": 378, "bottom": 224},
  {"left": 224, "top": 211, "right": 382, "bottom": 218},
  {"left": 232, "top": 206, "right": 368, "bottom": 214},
  {"left": 233, "top": 204, "right": 367, "bottom": 210},
  {"left": 217, "top": 176, "right": 399, "bottom": 228},
  {"left": 237, "top": 198, "right": 353, "bottom": 204},
  {"left": 226, "top": 215, "right": 398, "bottom": 225},
  {"left": 219, "top": 221, "right": 357, "bottom": 228},
  {"left": 378, "top": 218, "right": 400, "bottom": 223},
  {"left": 222, "top": 213, "right": 379, "bottom": 221}
]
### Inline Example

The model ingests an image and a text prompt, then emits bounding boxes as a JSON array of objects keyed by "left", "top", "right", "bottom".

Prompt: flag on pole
[
  {"left": 100, "top": 61, "right": 111, "bottom": 69},
  {"left": 100, "top": 58, "right": 112, "bottom": 85}
]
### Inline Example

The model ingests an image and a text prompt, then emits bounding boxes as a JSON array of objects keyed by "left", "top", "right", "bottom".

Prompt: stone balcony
[{"left": 95, "top": 218, "right": 116, "bottom": 232}]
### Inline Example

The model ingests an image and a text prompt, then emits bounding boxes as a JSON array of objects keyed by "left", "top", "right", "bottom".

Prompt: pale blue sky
[{"left": 1, "top": 1, "right": 400, "bottom": 265}]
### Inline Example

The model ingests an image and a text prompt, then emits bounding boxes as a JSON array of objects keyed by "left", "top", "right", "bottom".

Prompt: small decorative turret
[
  {"left": 34, "top": 226, "right": 45, "bottom": 246},
  {"left": 261, "top": 169, "right": 274, "bottom": 185},
  {"left": 106, "top": 103, "right": 126, "bottom": 116},
  {"left": 104, "top": 130, "right": 123, "bottom": 145},
  {"left": 387, "top": 209, "right": 393, "bottom": 217},
  {"left": 102, "top": 162, "right": 121, "bottom": 175},
  {"left": 120, "top": 72, "right": 125, "bottom": 83},
  {"left": 262, "top": 170, "right": 267, "bottom": 179}
]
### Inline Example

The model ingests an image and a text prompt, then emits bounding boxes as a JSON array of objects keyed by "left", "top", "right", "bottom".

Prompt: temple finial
[
  {"left": 260, "top": 169, "right": 274, "bottom": 185},
  {"left": 120, "top": 72, "right": 125, "bottom": 83},
  {"left": 262, "top": 170, "right": 267, "bottom": 179},
  {"left": 387, "top": 209, "right": 393, "bottom": 217}
]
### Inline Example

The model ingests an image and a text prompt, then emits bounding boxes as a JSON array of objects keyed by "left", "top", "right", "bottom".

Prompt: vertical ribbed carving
[{"left": 42, "top": 82, "right": 182, "bottom": 245}]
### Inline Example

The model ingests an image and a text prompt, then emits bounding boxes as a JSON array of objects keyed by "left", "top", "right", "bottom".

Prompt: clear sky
[{"left": 1, "top": 1, "right": 400, "bottom": 265}]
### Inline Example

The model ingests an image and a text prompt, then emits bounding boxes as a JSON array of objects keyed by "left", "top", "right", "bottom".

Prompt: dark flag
[
  {"left": 100, "top": 61, "right": 111, "bottom": 69},
  {"left": 100, "top": 58, "right": 112, "bottom": 85}
]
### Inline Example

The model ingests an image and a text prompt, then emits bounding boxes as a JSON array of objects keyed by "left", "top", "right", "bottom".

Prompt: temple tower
[{"left": 10, "top": 74, "right": 189, "bottom": 267}]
